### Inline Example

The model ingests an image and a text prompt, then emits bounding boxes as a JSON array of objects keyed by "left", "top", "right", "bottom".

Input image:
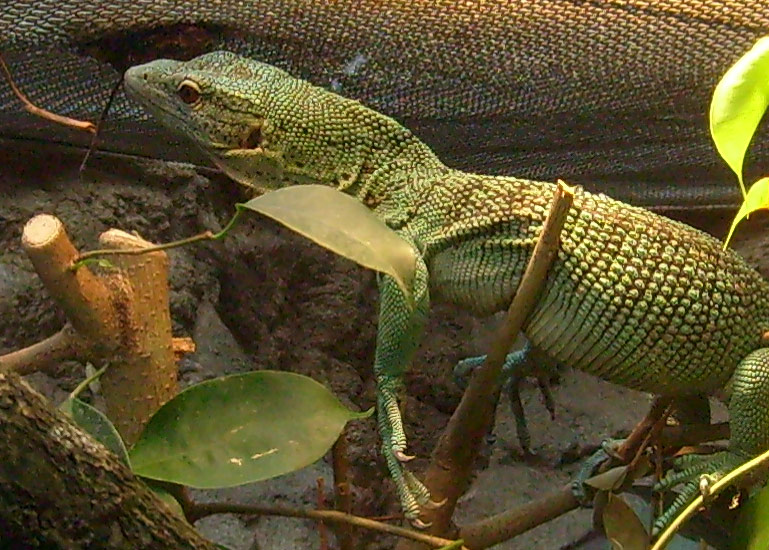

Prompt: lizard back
[{"left": 426, "top": 173, "right": 769, "bottom": 394}]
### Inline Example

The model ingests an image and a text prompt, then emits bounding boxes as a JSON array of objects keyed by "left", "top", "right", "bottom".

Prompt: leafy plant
[{"left": 710, "top": 36, "right": 769, "bottom": 246}]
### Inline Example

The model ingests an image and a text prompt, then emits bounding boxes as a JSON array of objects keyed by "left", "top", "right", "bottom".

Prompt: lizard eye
[{"left": 177, "top": 80, "right": 201, "bottom": 106}]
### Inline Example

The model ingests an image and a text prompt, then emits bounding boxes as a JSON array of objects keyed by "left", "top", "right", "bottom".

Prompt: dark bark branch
[
  {"left": 459, "top": 484, "right": 578, "bottom": 549},
  {"left": 0, "top": 371, "right": 217, "bottom": 549}
]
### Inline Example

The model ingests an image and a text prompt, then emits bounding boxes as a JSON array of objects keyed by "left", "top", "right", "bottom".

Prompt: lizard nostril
[{"left": 142, "top": 73, "right": 148, "bottom": 81}]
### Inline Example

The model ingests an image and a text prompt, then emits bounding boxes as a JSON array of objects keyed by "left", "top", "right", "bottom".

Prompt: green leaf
[
  {"left": 129, "top": 371, "right": 371, "bottom": 488},
  {"left": 144, "top": 480, "right": 186, "bottom": 519},
  {"left": 239, "top": 185, "right": 417, "bottom": 304},
  {"left": 731, "top": 483, "right": 769, "bottom": 550},
  {"left": 724, "top": 176, "right": 769, "bottom": 247},
  {"left": 603, "top": 493, "right": 649, "bottom": 550},
  {"left": 59, "top": 398, "right": 130, "bottom": 466},
  {"left": 710, "top": 36, "right": 769, "bottom": 195}
]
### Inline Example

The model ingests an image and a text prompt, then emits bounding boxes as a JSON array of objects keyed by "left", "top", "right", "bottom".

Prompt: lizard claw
[
  {"left": 425, "top": 497, "right": 447, "bottom": 509},
  {"left": 395, "top": 450, "right": 416, "bottom": 462}
]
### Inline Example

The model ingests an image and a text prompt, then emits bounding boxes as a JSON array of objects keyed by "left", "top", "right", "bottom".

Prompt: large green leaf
[
  {"left": 239, "top": 185, "right": 416, "bottom": 304},
  {"left": 731, "top": 483, "right": 769, "bottom": 550},
  {"left": 710, "top": 36, "right": 769, "bottom": 195},
  {"left": 724, "top": 176, "right": 769, "bottom": 247},
  {"left": 59, "top": 397, "right": 130, "bottom": 466},
  {"left": 129, "top": 371, "right": 371, "bottom": 488}
]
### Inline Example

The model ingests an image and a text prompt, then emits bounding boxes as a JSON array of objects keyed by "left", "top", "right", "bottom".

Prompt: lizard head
[{"left": 124, "top": 51, "right": 426, "bottom": 193}]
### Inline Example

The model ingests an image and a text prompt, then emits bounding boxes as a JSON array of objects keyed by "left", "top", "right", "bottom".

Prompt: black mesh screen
[{"left": 2, "top": 1, "right": 769, "bottom": 208}]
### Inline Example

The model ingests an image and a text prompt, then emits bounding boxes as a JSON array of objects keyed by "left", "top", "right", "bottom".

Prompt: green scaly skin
[{"left": 124, "top": 51, "right": 769, "bottom": 532}]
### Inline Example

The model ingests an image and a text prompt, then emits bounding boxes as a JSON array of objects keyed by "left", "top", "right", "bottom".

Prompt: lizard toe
[{"left": 395, "top": 449, "right": 416, "bottom": 462}]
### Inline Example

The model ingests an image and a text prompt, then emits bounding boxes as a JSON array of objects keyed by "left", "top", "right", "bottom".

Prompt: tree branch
[
  {"left": 0, "top": 324, "right": 86, "bottom": 374},
  {"left": 0, "top": 371, "right": 216, "bottom": 549},
  {"left": 398, "top": 181, "right": 574, "bottom": 548}
]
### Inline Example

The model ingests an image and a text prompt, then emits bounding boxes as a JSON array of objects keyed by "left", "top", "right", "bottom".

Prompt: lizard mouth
[{"left": 239, "top": 121, "right": 264, "bottom": 150}]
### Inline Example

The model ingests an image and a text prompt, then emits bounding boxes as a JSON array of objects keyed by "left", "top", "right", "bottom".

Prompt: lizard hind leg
[
  {"left": 653, "top": 347, "right": 769, "bottom": 534},
  {"left": 453, "top": 342, "right": 559, "bottom": 453}
]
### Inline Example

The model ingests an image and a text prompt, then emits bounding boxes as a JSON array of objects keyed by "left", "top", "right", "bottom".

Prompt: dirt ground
[{"left": 2, "top": 139, "right": 766, "bottom": 549}]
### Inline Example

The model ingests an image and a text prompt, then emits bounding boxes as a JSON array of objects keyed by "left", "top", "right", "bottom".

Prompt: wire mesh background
[{"left": 2, "top": 0, "right": 769, "bottom": 208}]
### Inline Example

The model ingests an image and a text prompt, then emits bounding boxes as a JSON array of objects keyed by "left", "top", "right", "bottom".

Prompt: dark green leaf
[
  {"left": 724, "top": 177, "right": 769, "bottom": 247},
  {"left": 59, "top": 397, "right": 130, "bottom": 466},
  {"left": 129, "top": 371, "right": 371, "bottom": 488},
  {"left": 731, "top": 482, "right": 769, "bottom": 550},
  {"left": 710, "top": 37, "right": 769, "bottom": 194},
  {"left": 239, "top": 185, "right": 416, "bottom": 304},
  {"left": 603, "top": 493, "right": 649, "bottom": 550}
]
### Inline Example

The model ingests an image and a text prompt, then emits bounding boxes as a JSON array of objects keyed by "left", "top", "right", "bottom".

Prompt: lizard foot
[
  {"left": 453, "top": 343, "right": 557, "bottom": 454},
  {"left": 382, "top": 441, "right": 440, "bottom": 526},
  {"left": 652, "top": 450, "right": 746, "bottom": 535},
  {"left": 377, "top": 373, "right": 444, "bottom": 526}
]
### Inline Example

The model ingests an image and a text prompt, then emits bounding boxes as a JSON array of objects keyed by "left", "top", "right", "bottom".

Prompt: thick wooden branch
[
  {"left": 2, "top": 214, "right": 180, "bottom": 445},
  {"left": 21, "top": 214, "right": 118, "bottom": 352},
  {"left": 0, "top": 371, "right": 216, "bottom": 549},
  {"left": 96, "top": 229, "right": 178, "bottom": 445}
]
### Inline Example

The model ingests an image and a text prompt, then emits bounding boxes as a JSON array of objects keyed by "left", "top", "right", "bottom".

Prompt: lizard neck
[{"left": 337, "top": 139, "right": 451, "bottom": 232}]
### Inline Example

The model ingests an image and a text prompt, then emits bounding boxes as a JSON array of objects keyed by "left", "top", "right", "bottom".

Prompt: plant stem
[
  {"left": 68, "top": 363, "right": 108, "bottom": 401},
  {"left": 74, "top": 208, "right": 245, "bottom": 267},
  {"left": 187, "top": 502, "right": 463, "bottom": 548}
]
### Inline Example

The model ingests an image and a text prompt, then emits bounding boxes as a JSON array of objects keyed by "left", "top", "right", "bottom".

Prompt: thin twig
[
  {"left": 74, "top": 207, "right": 246, "bottom": 267},
  {"left": 187, "top": 502, "right": 462, "bottom": 548},
  {"left": 317, "top": 478, "right": 329, "bottom": 550},
  {"left": 0, "top": 52, "right": 96, "bottom": 134},
  {"left": 75, "top": 231, "right": 216, "bottom": 265},
  {"left": 615, "top": 397, "right": 672, "bottom": 463},
  {"left": 332, "top": 428, "right": 356, "bottom": 549},
  {"left": 627, "top": 403, "right": 673, "bottom": 472},
  {"left": 67, "top": 363, "right": 108, "bottom": 401},
  {"left": 407, "top": 181, "right": 575, "bottom": 541},
  {"left": 80, "top": 76, "right": 123, "bottom": 174},
  {"left": 0, "top": 325, "right": 86, "bottom": 375}
]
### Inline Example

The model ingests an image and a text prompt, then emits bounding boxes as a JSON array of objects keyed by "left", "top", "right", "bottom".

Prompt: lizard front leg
[{"left": 374, "top": 251, "right": 437, "bottom": 525}]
